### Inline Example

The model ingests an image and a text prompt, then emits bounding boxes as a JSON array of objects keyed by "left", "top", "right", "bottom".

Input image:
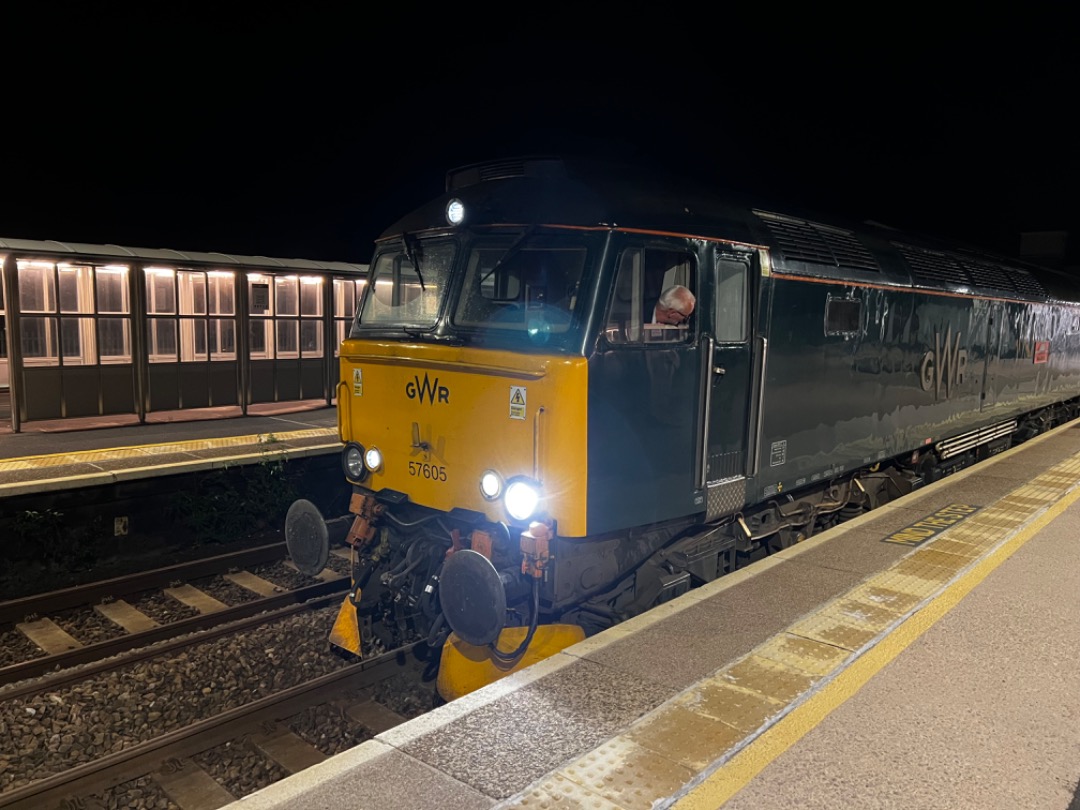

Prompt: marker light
[
  {"left": 504, "top": 479, "right": 541, "bottom": 521},
  {"left": 446, "top": 198, "right": 465, "bottom": 225},
  {"left": 342, "top": 443, "right": 367, "bottom": 482},
  {"left": 479, "top": 470, "right": 502, "bottom": 500},
  {"left": 364, "top": 446, "right": 383, "bottom": 472}
]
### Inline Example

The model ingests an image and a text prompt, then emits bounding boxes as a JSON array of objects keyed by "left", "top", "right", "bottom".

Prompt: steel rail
[
  {"left": 0, "top": 580, "right": 348, "bottom": 693},
  {"left": 0, "top": 542, "right": 290, "bottom": 624},
  {"left": 0, "top": 642, "right": 424, "bottom": 810}
]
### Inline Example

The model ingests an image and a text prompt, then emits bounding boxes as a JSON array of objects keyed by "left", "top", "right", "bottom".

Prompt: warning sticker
[
  {"left": 509, "top": 386, "right": 526, "bottom": 420},
  {"left": 770, "top": 440, "right": 787, "bottom": 467},
  {"left": 352, "top": 368, "right": 363, "bottom": 397}
]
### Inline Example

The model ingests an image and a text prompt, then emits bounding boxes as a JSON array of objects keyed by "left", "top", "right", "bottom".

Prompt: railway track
[
  {"left": 0, "top": 542, "right": 352, "bottom": 688},
  {"left": 0, "top": 542, "right": 441, "bottom": 809},
  {"left": 0, "top": 643, "right": 427, "bottom": 810}
]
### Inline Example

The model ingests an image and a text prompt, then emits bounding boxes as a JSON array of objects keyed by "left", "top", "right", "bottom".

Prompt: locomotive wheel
[
  {"left": 285, "top": 499, "right": 330, "bottom": 576},
  {"left": 440, "top": 550, "right": 507, "bottom": 647}
]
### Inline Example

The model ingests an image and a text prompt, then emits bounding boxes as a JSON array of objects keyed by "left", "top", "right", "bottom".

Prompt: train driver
[{"left": 652, "top": 285, "right": 696, "bottom": 325}]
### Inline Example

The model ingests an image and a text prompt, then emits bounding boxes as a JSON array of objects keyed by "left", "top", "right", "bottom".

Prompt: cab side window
[
  {"left": 715, "top": 256, "right": 748, "bottom": 342},
  {"left": 605, "top": 246, "right": 696, "bottom": 345}
]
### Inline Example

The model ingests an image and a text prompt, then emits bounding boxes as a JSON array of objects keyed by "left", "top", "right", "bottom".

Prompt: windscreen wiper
[
  {"left": 401, "top": 233, "right": 425, "bottom": 291},
  {"left": 480, "top": 225, "right": 536, "bottom": 286}
]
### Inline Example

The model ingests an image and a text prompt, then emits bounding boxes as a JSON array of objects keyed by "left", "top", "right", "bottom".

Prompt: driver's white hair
[{"left": 658, "top": 285, "right": 695, "bottom": 309}]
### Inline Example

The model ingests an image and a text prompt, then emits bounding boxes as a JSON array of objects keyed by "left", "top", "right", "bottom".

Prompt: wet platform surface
[
  {"left": 0, "top": 405, "right": 340, "bottom": 497},
  {"left": 223, "top": 422, "right": 1080, "bottom": 810}
]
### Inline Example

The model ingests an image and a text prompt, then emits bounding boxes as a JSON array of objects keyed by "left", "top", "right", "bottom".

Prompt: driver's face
[{"left": 656, "top": 302, "right": 693, "bottom": 325}]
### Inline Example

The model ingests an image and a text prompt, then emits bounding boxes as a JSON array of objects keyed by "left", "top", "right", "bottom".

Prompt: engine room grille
[
  {"left": 1003, "top": 267, "right": 1046, "bottom": 297},
  {"left": 956, "top": 260, "right": 1045, "bottom": 296},
  {"left": 896, "top": 243, "right": 970, "bottom": 286},
  {"left": 958, "top": 259, "right": 1013, "bottom": 290},
  {"left": 446, "top": 158, "right": 544, "bottom": 190},
  {"left": 896, "top": 244, "right": 1048, "bottom": 298},
  {"left": 474, "top": 159, "right": 529, "bottom": 182},
  {"left": 755, "top": 211, "right": 881, "bottom": 273}
]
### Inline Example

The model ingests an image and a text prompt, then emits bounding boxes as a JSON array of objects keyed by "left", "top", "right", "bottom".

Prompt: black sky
[{"left": 2, "top": 21, "right": 1077, "bottom": 267}]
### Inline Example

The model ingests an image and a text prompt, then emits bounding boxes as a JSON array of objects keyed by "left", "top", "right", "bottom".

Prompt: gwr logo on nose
[{"left": 406, "top": 373, "right": 450, "bottom": 404}]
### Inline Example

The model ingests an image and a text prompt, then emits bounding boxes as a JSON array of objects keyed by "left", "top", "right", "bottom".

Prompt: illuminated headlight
[
  {"left": 479, "top": 470, "right": 502, "bottom": 500},
  {"left": 342, "top": 443, "right": 367, "bottom": 482},
  {"left": 364, "top": 446, "right": 383, "bottom": 472},
  {"left": 504, "top": 479, "right": 542, "bottom": 521},
  {"left": 446, "top": 198, "right": 465, "bottom": 225}
]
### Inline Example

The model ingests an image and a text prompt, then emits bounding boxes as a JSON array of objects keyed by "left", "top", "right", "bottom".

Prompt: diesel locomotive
[{"left": 285, "top": 156, "right": 1080, "bottom": 701}]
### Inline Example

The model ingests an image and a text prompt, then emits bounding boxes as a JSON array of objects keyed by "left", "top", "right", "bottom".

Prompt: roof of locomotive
[
  {"left": 378, "top": 156, "right": 1080, "bottom": 305},
  {"left": 379, "top": 156, "right": 758, "bottom": 243}
]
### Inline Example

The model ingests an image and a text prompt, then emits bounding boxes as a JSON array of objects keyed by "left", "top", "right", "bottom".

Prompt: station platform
[
  {"left": 226, "top": 420, "right": 1080, "bottom": 810},
  {"left": 0, "top": 404, "right": 340, "bottom": 499}
]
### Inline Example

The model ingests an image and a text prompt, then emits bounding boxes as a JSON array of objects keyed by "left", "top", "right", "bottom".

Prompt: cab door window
[
  {"left": 604, "top": 246, "right": 696, "bottom": 345},
  {"left": 715, "top": 256, "right": 748, "bottom": 341}
]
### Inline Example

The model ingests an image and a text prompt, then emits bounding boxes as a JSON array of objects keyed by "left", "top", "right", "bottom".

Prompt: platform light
[
  {"left": 364, "top": 446, "right": 383, "bottom": 472},
  {"left": 504, "top": 478, "right": 542, "bottom": 521},
  {"left": 479, "top": 470, "right": 502, "bottom": 500},
  {"left": 342, "top": 442, "right": 368, "bottom": 482},
  {"left": 446, "top": 198, "right": 465, "bottom": 225}
]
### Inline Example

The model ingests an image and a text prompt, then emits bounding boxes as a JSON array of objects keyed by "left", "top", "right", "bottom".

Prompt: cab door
[
  {"left": 700, "top": 249, "right": 754, "bottom": 520},
  {"left": 587, "top": 239, "right": 703, "bottom": 534}
]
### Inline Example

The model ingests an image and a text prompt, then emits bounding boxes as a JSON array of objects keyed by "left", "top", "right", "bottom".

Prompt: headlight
[
  {"left": 446, "top": 198, "right": 465, "bottom": 225},
  {"left": 504, "top": 478, "right": 542, "bottom": 521},
  {"left": 342, "top": 443, "right": 367, "bottom": 482},
  {"left": 479, "top": 470, "right": 502, "bottom": 500},
  {"left": 364, "top": 446, "right": 383, "bottom": 472}
]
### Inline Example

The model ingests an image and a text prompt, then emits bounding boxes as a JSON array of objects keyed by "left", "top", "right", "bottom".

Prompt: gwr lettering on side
[
  {"left": 883, "top": 503, "right": 979, "bottom": 546},
  {"left": 406, "top": 373, "right": 449, "bottom": 405},
  {"left": 920, "top": 326, "right": 968, "bottom": 400}
]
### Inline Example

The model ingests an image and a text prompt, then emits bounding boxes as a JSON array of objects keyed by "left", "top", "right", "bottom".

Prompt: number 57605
[{"left": 408, "top": 462, "right": 447, "bottom": 481}]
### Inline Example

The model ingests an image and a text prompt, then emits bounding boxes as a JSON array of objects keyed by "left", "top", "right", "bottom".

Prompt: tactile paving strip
[
  {"left": 510, "top": 449, "right": 1080, "bottom": 808},
  {"left": 0, "top": 428, "right": 338, "bottom": 471}
]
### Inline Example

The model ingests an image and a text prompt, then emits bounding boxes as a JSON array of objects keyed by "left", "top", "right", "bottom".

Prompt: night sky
[{"left": 2, "top": 22, "right": 1076, "bottom": 268}]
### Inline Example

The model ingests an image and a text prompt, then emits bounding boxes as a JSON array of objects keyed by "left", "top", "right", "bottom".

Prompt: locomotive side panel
[
  {"left": 755, "top": 277, "right": 993, "bottom": 496},
  {"left": 1049, "top": 305, "right": 1080, "bottom": 398},
  {"left": 988, "top": 301, "right": 1080, "bottom": 415}
]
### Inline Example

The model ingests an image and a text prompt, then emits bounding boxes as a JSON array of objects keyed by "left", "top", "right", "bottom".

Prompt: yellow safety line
[
  {"left": 0, "top": 427, "right": 338, "bottom": 468},
  {"left": 0, "top": 444, "right": 345, "bottom": 497},
  {"left": 672, "top": 471, "right": 1080, "bottom": 809}
]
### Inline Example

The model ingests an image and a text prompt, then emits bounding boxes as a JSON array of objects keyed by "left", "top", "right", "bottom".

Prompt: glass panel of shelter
[
  {"left": 17, "top": 260, "right": 134, "bottom": 367},
  {"left": 333, "top": 277, "right": 365, "bottom": 356},
  {"left": 96, "top": 266, "right": 131, "bottom": 363},
  {"left": 0, "top": 266, "right": 7, "bottom": 389},
  {"left": 247, "top": 273, "right": 326, "bottom": 361},
  {"left": 145, "top": 268, "right": 239, "bottom": 363}
]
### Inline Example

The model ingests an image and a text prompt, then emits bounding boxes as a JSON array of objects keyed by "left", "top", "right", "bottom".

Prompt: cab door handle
[{"left": 713, "top": 365, "right": 726, "bottom": 376}]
